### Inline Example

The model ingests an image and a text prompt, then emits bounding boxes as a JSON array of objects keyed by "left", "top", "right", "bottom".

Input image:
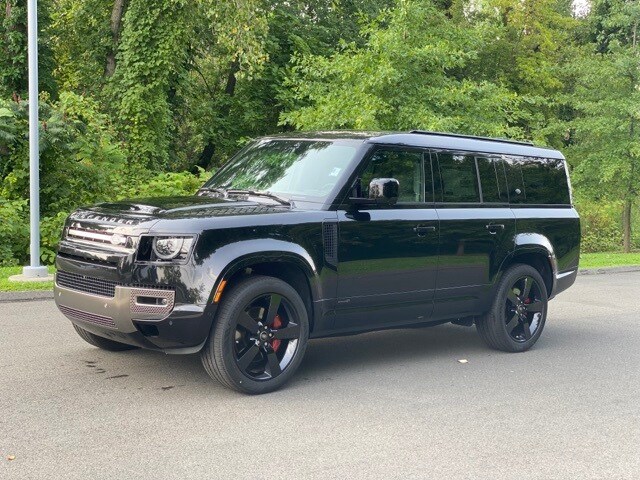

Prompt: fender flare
[
  {"left": 205, "top": 239, "right": 320, "bottom": 303},
  {"left": 498, "top": 232, "right": 558, "bottom": 294}
]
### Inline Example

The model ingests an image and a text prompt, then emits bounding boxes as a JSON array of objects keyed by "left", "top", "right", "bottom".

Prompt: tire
[
  {"left": 72, "top": 324, "right": 139, "bottom": 351},
  {"left": 476, "top": 264, "right": 548, "bottom": 352},
  {"left": 200, "top": 275, "right": 310, "bottom": 394}
]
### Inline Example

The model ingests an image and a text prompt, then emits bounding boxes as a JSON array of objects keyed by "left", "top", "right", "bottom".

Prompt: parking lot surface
[{"left": 1, "top": 272, "right": 639, "bottom": 479}]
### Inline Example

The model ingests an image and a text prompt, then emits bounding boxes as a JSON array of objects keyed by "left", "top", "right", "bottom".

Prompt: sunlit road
[{"left": 1, "top": 272, "right": 639, "bottom": 479}]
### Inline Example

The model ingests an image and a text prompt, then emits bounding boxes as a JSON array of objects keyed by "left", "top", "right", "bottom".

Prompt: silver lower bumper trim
[{"left": 54, "top": 276, "right": 175, "bottom": 333}]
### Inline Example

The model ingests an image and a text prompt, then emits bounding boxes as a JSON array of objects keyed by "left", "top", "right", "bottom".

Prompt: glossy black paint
[
  {"left": 335, "top": 208, "right": 439, "bottom": 331},
  {"left": 55, "top": 131, "right": 580, "bottom": 352}
]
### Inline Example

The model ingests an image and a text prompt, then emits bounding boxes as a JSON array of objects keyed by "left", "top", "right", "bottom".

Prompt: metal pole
[{"left": 23, "top": 0, "right": 47, "bottom": 278}]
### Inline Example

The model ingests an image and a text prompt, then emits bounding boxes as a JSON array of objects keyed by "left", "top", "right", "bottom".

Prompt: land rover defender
[{"left": 54, "top": 131, "right": 580, "bottom": 394}]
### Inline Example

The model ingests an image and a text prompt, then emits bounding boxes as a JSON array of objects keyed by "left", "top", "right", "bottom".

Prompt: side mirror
[
  {"left": 369, "top": 178, "right": 399, "bottom": 204},
  {"left": 349, "top": 178, "right": 399, "bottom": 207}
]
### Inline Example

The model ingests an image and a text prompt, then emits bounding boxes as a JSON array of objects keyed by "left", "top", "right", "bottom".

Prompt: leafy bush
[
  {"left": 40, "top": 211, "right": 70, "bottom": 265},
  {"left": 0, "top": 92, "right": 214, "bottom": 266},
  {"left": 1, "top": 92, "right": 126, "bottom": 215},
  {"left": 0, "top": 198, "right": 29, "bottom": 265},
  {"left": 115, "top": 168, "right": 212, "bottom": 199},
  {"left": 575, "top": 199, "right": 624, "bottom": 253}
]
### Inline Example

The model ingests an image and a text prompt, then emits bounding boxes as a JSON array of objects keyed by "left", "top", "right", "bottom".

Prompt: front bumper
[{"left": 54, "top": 275, "right": 215, "bottom": 353}]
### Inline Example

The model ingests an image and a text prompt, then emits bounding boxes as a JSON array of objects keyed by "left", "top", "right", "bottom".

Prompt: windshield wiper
[
  {"left": 197, "top": 187, "right": 228, "bottom": 197},
  {"left": 226, "top": 189, "right": 291, "bottom": 206}
]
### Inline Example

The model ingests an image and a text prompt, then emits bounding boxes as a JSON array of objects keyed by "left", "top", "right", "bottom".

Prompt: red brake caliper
[{"left": 270, "top": 314, "right": 283, "bottom": 351}]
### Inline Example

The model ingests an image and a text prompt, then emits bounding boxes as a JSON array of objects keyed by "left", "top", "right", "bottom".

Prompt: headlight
[
  {"left": 136, "top": 235, "right": 195, "bottom": 263},
  {"left": 153, "top": 237, "right": 185, "bottom": 260}
]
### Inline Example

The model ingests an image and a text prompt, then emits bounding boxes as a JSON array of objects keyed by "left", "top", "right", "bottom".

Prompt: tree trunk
[
  {"left": 623, "top": 199, "right": 632, "bottom": 253},
  {"left": 195, "top": 59, "right": 241, "bottom": 170},
  {"left": 105, "top": 0, "right": 128, "bottom": 77},
  {"left": 223, "top": 59, "right": 240, "bottom": 104}
]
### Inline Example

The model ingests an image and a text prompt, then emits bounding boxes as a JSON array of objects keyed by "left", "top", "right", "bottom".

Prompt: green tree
[
  {"left": 184, "top": 0, "right": 391, "bottom": 170},
  {"left": 562, "top": 0, "right": 640, "bottom": 252},
  {"left": 51, "top": 0, "right": 127, "bottom": 93},
  {"left": 461, "top": 0, "right": 577, "bottom": 141},
  {"left": 0, "top": 0, "right": 56, "bottom": 97},
  {"left": 280, "top": 0, "right": 523, "bottom": 137},
  {"left": 110, "top": 0, "right": 193, "bottom": 169}
]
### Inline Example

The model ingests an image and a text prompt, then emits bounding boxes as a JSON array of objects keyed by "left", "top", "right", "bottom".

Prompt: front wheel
[
  {"left": 200, "top": 276, "right": 309, "bottom": 394},
  {"left": 476, "top": 264, "right": 548, "bottom": 352}
]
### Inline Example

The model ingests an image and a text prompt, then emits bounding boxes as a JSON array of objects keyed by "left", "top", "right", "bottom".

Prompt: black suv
[{"left": 54, "top": 131, "right": 580, "bottom": 394}]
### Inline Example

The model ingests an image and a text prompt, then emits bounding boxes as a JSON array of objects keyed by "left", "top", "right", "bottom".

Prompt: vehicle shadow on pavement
[
  {"left": 81, "top": 321, "right": 575, "bottom": 395},
  {"left": 298, "top": 324, "right": 485, "bottom": 376},
  {"left": 79, "top": 324, "right": 483, "bottom": 391}
]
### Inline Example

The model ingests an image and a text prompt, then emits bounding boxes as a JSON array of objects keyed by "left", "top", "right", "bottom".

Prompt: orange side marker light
[{"left": 213, "top": 279, "right": 227, "bottom": 303}]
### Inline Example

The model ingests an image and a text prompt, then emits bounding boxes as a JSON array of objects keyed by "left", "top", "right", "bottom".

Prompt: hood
[
  {"left": 62, "top": 196, "right": 295, "bottom": 259},
  {"left": 74, "top": 195, "right": 290, "bottom": 224},
  {"left": 92, "top": 195, "right": 243, "bottom": 215}
]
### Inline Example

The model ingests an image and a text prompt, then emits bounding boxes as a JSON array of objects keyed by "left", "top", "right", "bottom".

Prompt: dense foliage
[{"left": 0, "top": 0, "right": 639, "bottom": 265}]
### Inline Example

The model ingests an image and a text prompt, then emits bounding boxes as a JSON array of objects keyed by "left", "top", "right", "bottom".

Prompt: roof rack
[{"left": 409, "top": 130, "right": 534, "bottom": 147}]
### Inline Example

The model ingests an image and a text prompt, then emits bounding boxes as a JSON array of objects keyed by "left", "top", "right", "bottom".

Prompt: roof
[
  {"left": 265, "top": 130, "right": 564, "bottom": 160},
  {"left": 265, "top": 130, "right": 385, "bottom": 140},
  {"left": 369, "top": 131, "right": 564, "bottom": 160}
]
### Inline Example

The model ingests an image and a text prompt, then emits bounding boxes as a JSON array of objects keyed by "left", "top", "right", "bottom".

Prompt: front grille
[
  {"left": 58, "top": 305, "right": 117, "bottom": 329},
  {"left": 56, "top": 271, "right": 175, "bottom": 299},
  {"left": 56, "top": 271, "right": 117, "bottom": 298},
  {"left": 63, "top": 223, "right": 136, "bottom": 254},
  {"left": 67, "top": 226, "right": 114, "bottom": 245}
]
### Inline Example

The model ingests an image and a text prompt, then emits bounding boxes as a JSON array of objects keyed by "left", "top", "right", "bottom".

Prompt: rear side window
[
  {"left": 476, "top": 157, "right": 508, "bottom": 203},
  {"left": 521, "top": 157, "right": 571, "bottom": 205},
  {"left": 436, "top": 153, "right": 480, "bottom": 203},
  {"left": 503, "top": 156, "right": 526, "bottom": 204}
]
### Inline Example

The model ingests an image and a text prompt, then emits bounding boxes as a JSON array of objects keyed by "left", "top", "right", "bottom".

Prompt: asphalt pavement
[{"left": 1, "top": 272, "right": 639, "bottom": 479}]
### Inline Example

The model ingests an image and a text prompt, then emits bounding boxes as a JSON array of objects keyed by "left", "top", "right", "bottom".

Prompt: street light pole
[{"left": 23, "top": 0, "right": 47, "bottom": 278}]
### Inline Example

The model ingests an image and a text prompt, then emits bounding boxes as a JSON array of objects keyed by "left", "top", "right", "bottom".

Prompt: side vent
[{"left": 322, "top": 221, "right": 338, "bottom": 267}]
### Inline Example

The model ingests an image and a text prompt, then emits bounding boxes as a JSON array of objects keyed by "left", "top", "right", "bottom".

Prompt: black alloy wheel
[
  {"left": 233, "top": 293, "right": 301, "bottom": 380},
  {"left": 476, "top": 263, "right": 548, "bottom": 352},
  {"left": 201, "top": 275, "right": 309, "bottom": 394},
  {"left": 504, "top": 276, "right": 545, "bottom": 342}
]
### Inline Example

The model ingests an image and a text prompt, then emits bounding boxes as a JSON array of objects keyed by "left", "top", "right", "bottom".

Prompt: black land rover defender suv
[{"left": 54, "top": 131, "right": 580, "bottom": 394}]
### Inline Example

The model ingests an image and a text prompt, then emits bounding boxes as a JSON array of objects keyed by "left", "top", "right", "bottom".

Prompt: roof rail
[{"left": 409, "top": 130, "right": 535, "bottom": 147}]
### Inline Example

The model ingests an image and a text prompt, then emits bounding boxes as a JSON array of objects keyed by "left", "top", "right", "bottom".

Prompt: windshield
[{"left": 203, "top": 139, "right": 360, "bottom": 202}]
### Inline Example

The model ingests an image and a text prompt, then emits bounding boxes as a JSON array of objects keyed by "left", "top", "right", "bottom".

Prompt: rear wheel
[
  {"left": 72, "top": 324, "right": 139, "bottom": 351},
  {"left": 200, "top": 276, "right": 309, "bottom": 394},
  {"left": 476, "top": 264, "right": 548, "bottom": 352}
]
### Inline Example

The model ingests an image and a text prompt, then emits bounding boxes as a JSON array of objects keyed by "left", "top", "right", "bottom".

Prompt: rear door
[
  {"left": 334, "top": 146, "right": 440, "bottom": 331},
  {"left": 432, "top": 151, "right": 516, "bottom": 318}
]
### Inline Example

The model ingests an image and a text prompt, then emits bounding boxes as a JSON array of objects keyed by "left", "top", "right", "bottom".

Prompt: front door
[
  {"left": 334, "top": 147, "right": 440, "bottom": 331},
  {"left": 432, "top": 152, "right": 516, "bottom": 318}
]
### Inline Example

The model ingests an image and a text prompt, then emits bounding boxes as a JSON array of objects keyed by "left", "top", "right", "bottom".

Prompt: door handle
[
  {"left": 486, "top": 223, "right": 505, "bottom": 234},
  {"left": 414, "top": 225, "right": 436, "bottom": 236}
]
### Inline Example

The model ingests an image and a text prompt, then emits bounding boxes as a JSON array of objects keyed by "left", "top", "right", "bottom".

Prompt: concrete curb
[
  {"left": 577, "top": 265, "right": 640, "bottom": 276},
  {"left": 1, "top": 265, "right": 639, "bottom": 303},
  {"left": 0, "top": 290, "right": 54, "bottom": 303}
]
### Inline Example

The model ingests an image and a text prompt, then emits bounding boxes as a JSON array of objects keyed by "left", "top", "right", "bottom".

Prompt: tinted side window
[
  {"left": 503, "top": 156, "right": 526, "bottom": 204},
  {"left": 477, "top": 157, "right": 508, "bottom": 203},
  {"left": 360, "top": 149, "right": 424, "bottom": 203},
  {"left": 436, "top": 153, "right": 480, "bottom": 203},
  {"left": 521, "top": 157, "right": 571, "bottom": 205}
]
